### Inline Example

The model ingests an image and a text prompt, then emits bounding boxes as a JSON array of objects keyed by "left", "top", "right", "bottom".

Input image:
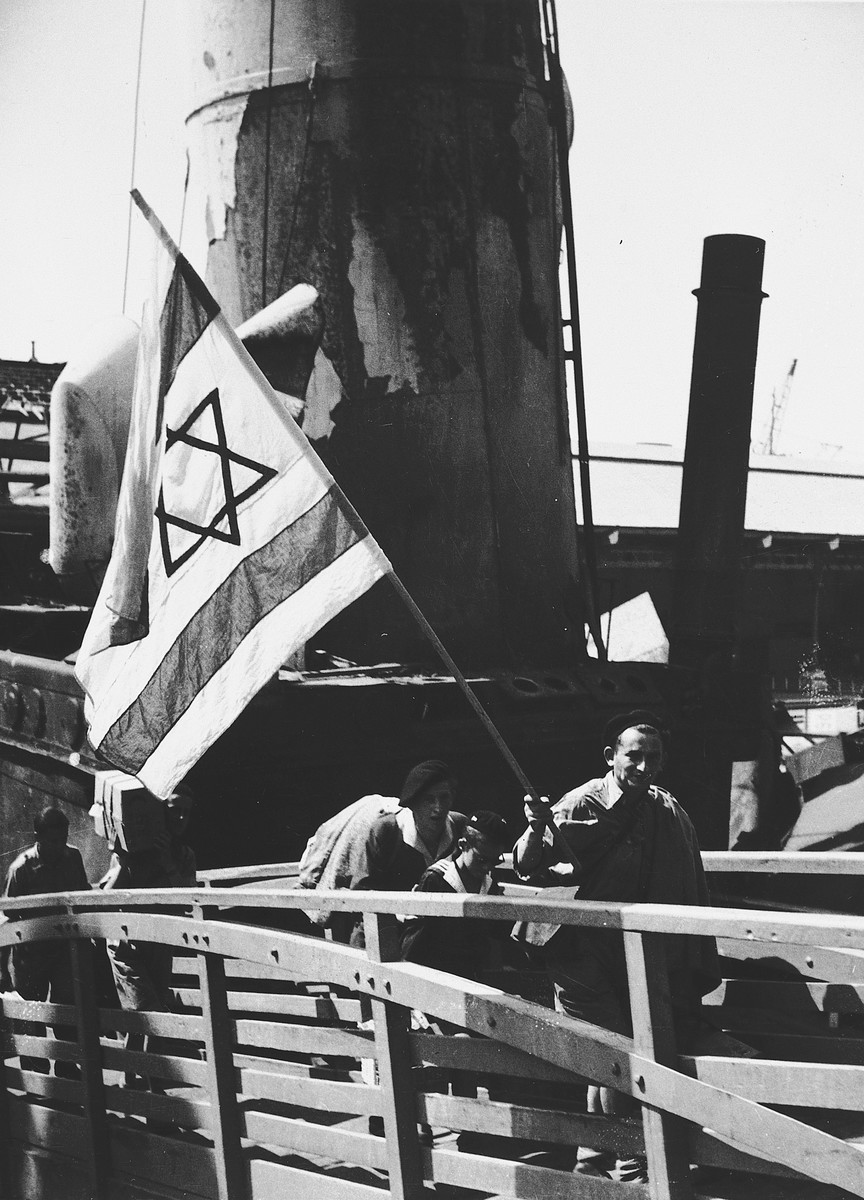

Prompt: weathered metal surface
[
  {"left": 0, "top": 651, "right": 92, "bottom": 766},
  {"left": 186, "top": 0, "right": 581, "bottom": 671},
  {"left": 0, "top": 650, "right": 108, "bottom": 879}
]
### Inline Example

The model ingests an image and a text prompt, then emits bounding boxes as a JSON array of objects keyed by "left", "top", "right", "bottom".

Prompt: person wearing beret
[
  {"left": 337, "top": 759, "right": 469, "bottom": 947},
  {"left": 1, "top": 807, "right": 90, "bottom": 1077},
  {"left": 513, "top": 710, "right": 719, "bottom": 1184}
]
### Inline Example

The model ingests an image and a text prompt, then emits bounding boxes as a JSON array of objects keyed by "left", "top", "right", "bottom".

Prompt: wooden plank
[
  {"left": 240, "top": 1110, "right": 387, "bottom": 1168},
  {"left": 234, "top": 1067, "right": 381, "bottom": 1116},
  {"left": 707, "top": 1003, "right": 835, "bottom": 1034},
  {"left": 0, "top": 408, "right": 47, "bottom": 425},
  {"left": 409, "top": 1027, "right": 568, "bottom": 1079},
  {"left": 688, "top": 1127, "right": 803, "bottom": 1180},
  {"left": 198, "top": 952, "right": 246, "bottom": 1200},
  {"left": 721, "top": 1030, "right": 864, "bottom": 1065},
  {"left": 8, "top": 1096, "right": 88, "bottom": 1161},
  {"left": 702, "top": 850, "right": 864, "bottom": 875},
  {"left": 232, "top": 1019, "right": 373, "bottom": 1058},
  {"left": 386, "top": 955, "right": 864, "bottom": 1194},
  {"left": 717, "top": 939, "right": 864, "bottom": 981},
  {"left": 95, "top": 1006, "right": 203, "bottom": 1039},
  {"left": 70, "top": 938, "right": 111, "bottom": 1200},
  {"left": 248, "top": 1158, "right": 388, "bottom": 1200},
  {"left": 23, "top": 886, "right": 864, "bottom": 957},
  {"left": 174, "top": 956, "right": 306, "bottom": 980},
  {"left": 103, "top": 1081, "right": 209, "bottom": 1130},
  {"left": 624, "top": 930, "right": 693, "bottom": 1200},
  {"left": 686, "top": 1056, "right": 864, "bottom": 1108},
  {"left": 0, "top": 472, "right": 48, "bottom": 484},
  {"left": 5, "top": 998, "right": 210, "bottom": 1044},
  {"left": 435, "top": 1098, "right": 794, "bottom": 1184},
  {"left": 419, "top": 1092, "right": 643, "bottom": 1155},
  {"left": 364, "top": 912, "right": 425, "bottom": 1200},
  {"left": 5, "top": 1066, "right": 81, "bottom": 1103},
  {"left": 0, "top": 1002, "right": 11, "bottom": 1199},
  {"left": 99, "top": 1041, "right": 207, "bottom": 1086},
  {"left": 7, "top": 1069, "right": 209, "bottom": 1131},
  {"left": 106, "top": 1111, "right": 220, "bottom": 1198},
  {"left": 175, "top": 988, "right": 337, "bottom": 1014},
  {"left": 234, "top": 1052, "right": 364, "bottom": 1085},
  {"left": 425, "top": 1142, "right": 626, "bottom": 1199},
  {"left": 418, "top": 1092, "right": 803, "bottom": 1181},
  {"left": 199, "top": 863, "right": 301, "bottom": 884},
  {"left": 410, "top": 1029, "right": 592, "bottom": 1083},
  {"left": 0, "top": 438, "right": 49, "bottom": 460},
  {"left": 7, "top": 1032, "right": 80, "bottom": 1064},
  {"left": 704, "top": 978, "right": 864, "bottom": 1014},
  {"left": 1, "top": 996, "right": 78, "bottom": 1023},
  {"left": 682, "top": 1055, "right": 864, "bottom": 1110},
  {"left": 635, "top": 1056, "right": 864, "bottom": 1195}
]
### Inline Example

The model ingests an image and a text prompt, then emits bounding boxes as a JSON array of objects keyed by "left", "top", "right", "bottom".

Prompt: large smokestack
[
  {"left": 669, "top": 233, "right": 767, "bottom": 848},
  {"left": 672, "top": 234, "right": 767, "bottom": 669},
  {"left": 184, "top": 0, "right": 582, "bottom": 671}
]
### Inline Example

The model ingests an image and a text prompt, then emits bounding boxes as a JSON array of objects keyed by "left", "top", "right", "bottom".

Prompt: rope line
[
  {"left": 276, "top": 62, "right": 318, "bottom": 298},
  {"left": 122, "top": 0, "right": 148, "bottom": 314},
  {"left": 260, "top": 0, "right": 278, "bottom": 309}
]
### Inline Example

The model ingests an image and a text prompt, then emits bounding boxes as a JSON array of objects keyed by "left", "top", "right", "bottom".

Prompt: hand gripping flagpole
[{"left": 130, "top": 190, "right": 578, "bottom": 868}]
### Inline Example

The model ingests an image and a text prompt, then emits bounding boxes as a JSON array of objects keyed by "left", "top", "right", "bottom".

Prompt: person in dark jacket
[
  {"left": 0, "top": 807, "right": 90, "bottom": 1076},
  {"left": 336, "top": 759, "right": 468, "bottom": 946},
  {"left": 513, "top": 710, "right": 719, "bottom": 1184}
]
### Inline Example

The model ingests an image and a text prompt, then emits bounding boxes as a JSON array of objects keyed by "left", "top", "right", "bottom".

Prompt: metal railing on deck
[{"left": 2, "top": 856, "right": 864, "bottom": 1200}]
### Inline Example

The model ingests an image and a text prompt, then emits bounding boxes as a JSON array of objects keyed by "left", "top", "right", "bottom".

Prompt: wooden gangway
[{"left": 2, "top": 853, "right": 864, "bottom": 1200}]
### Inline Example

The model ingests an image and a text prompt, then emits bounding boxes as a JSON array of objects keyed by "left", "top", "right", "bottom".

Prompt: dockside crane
[{"left": 755, "top": 357, "right": 797, "bottom": 455}]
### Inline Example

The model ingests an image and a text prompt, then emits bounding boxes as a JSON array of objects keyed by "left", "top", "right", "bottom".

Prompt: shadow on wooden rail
[{"left": 2, "top": 852, "right": 864, "bottom": 1200}]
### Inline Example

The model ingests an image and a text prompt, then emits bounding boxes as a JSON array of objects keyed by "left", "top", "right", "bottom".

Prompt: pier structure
[{"left": 3, "top": 854, "right": 864, "bottom": 1199}]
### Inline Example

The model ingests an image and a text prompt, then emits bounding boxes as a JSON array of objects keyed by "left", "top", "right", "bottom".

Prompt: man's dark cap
[
  {"left": 466, "top": 810, "right": 510, "bottom": 844},
  {"left": 602, "top": 709, "right": 667, "bottom": 750},
  {"left": 399, "top": 760, "right": 453, "bottom": 807},
  {"left": 34, "top": 806, "right": 69, "bottom": 835}
]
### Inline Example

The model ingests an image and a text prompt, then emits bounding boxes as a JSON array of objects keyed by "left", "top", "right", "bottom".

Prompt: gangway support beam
[
  {"left": 365, "top": 912, "right": 425, "bottom": 1200},
  {"left": 625, "top": 930, "right": 694, "bottom": 1199},
  {"left": 199, "top": 945, "right": 247, "bottom": 1200},
  {"left": 70, "top": 936, "right": 111, "bottom": 1200}
]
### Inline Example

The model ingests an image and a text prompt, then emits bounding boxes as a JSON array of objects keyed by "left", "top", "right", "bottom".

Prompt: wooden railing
[{"left": 2, "top": 857, "right": 864, "bottom": 1200}]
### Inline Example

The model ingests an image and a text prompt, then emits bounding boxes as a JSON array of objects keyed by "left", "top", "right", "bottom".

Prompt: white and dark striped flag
[{"left": 76, "top": 194, "right": 389, "bottom": 797}]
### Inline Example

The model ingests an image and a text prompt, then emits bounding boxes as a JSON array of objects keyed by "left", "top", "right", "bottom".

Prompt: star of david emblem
[{"left": 155, "top": 387, "right": 277, "bottom": 577}]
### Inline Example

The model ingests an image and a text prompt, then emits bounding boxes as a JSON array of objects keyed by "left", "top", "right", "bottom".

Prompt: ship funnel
[{"left": 185, "top": 0, "right": 582, "bottom": 670}]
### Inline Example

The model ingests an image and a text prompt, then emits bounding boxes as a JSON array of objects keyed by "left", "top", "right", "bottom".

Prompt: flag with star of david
[{"left": 75, "top": 195, "right": 390, "bottom": 798}]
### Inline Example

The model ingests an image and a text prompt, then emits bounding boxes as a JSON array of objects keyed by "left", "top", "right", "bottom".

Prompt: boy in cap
[
  {"left": 514, "top": 710, "right": 719, "bottom": 1183},
  {"left": 401, "top": 810, "right": 511, "bottom": 982}
]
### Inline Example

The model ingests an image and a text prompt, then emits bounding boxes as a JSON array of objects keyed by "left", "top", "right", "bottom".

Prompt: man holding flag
[{"left": 78, "top": 192, "right": 561, "bottom": 877}]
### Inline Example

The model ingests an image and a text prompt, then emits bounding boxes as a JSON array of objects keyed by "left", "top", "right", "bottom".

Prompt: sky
[{"left": 0, "top": 0, "right": 862, "bottom": 460}]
